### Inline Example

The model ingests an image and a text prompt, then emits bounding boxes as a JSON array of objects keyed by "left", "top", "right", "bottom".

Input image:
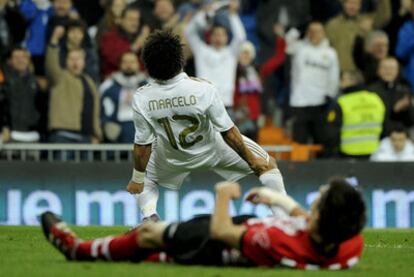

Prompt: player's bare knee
[{"left": 138, "top": 223, "right": 167, "bottom": 248}]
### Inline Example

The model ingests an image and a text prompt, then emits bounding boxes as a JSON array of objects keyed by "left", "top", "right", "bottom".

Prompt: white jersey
[{"left": 132, "top": 72, "right": 235, "bottom": 169}]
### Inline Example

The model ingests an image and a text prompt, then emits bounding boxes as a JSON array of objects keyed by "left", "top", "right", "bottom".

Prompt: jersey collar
[{"left": 151, "top": 72, "right": 188, "bottom": 86}]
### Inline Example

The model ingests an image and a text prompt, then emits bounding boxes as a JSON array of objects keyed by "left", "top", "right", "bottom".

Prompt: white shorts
[{"left": 144, "top": 135, "right": 270, "bottom": 190}]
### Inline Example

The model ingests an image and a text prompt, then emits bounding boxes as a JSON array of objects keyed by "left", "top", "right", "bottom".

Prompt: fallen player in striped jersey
[{"left": 41, "top": 178, "right": 366, "bottom": 270}]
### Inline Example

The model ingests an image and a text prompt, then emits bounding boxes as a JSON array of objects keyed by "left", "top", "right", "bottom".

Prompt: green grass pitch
[{"left": 1, "top": 226, "right": 413, "bottom": 277}]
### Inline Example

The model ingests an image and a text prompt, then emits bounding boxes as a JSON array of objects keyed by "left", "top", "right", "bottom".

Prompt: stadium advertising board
[{"left": 0, "top": 161, "right": 413, "bottom": 228}]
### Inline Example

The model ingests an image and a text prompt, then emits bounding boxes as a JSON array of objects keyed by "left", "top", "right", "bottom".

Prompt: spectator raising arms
[
  {"left": 185, "top": 0, "right": 246, "bottom": 108},
  {"left": 396, "top": 0, "right": 414, "bottom": 92},
  {"left": 46, "top": 26, "right": 102, "bottom": 144},
  {"left": 99, "top": 6, "right": 149, "bottom": 78},
  {"left": 0, "top": 47, "right": 40, "bottom": 143},
  {"left": 286, "top": 22, "right": 340, "bottom": 145},
  {"left": 326, "top": 0, "right": 391, "bottom": 71},
  {"left": 19, "top": 0, "right": 52, "bottom": 75},
  {"left": 45, "top": 0, "right": 79, "bottom": 43},
  {"left": 100, "top": 52, "right": 147, "bottom": 143},
  {"left": 370, "top": 123, "right": 414, "bottom": 161},
  {"left": 59, "top": 19, "right": 100, "bottom": 83}
]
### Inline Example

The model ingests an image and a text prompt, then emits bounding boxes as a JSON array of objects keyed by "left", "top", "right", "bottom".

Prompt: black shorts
[{"left": 162, "top": 215, "right": 255, "bottom": 266}]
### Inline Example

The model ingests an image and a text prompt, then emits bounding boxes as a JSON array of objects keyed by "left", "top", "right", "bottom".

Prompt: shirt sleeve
[
  {"left": 132, "top": 106, "right": 156, "bottom": 145},
  {"left": 229, "top": 14, "right": 247, "bottom": 54},
  {"left": 184, "top": 11, "right": 207, "bottom": 52},
  {"left": 206, "top": 86, "right": 234, "bottom": 132}
]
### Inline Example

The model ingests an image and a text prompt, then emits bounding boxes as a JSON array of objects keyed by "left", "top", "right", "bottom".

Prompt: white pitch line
[{"left": 365, "top": 244, "right": 414, "bottom": 250}]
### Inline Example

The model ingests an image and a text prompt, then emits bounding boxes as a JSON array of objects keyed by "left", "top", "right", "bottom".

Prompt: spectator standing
[
  {"left": 151, "top": 0, "right": 175, "bottom": 30},
  {"left": 233, "top": 41, "right": 262, "bottom": 141},
  {"left": 396, "top": 0, "right": 414, "bottom": 92},
  {"left": 185, "top": 0, "right": 246, "bottom": 108},
  {"left": 19, "top": 0, "right": 52, "bottom": 75},
  {"left": 100, "top": 52, "right": 147, "bottom": 143},
  {"left": 368, "top": 57, "right": 414, "bottom": 133},
  {"left": 353, "top": 30, "right": 389, "bottom": 84},
  {"left": 256, "top": 0, "right": 310, "bottom": 116},
  {"left": 152, "top": 0, "right": 192, "bottom": 59},
  {"left": 128, "top": 0, "right": 155, "bottom": 25},
  {"left": 325, "top": 71, "right": 385, "bottom": 158},
  {"left": 45, "top": 0, "right": 79, "bottom": 42},
  {"left": 46, "top": 26, "right": 102, "bottom": 143},
  {"left": 370, "top": 123, "right": 414, "bottom": 161},
  {"left": 0, "top": 0, "right": 27, "bottom": 60},
  {"left": 258, "top": 23, "right": 287, "bottom": 116},
  {"left": 256, "top": 0, "right": 310, "bottom": 64},
  {"left": 0, "top": 47, "right": 40, "bottom": 143},
  {"left": 95, "top": 0, "right": 127, "bottom": 43},
  {"left": 59, "top": 20, "right": 100, "bottom": 83},
  {"left": 384, "top": 0, "right": 413, "bottom": 54},
  {"left": 99, "top": 6, "right": 149, "bottom": 78},
  {"left": 72, "top": 0, "right": 104, "bottom": 26},
  {"left": 326, "top": 0, "right": 391, "bottom": 72},
  {"left": 287, "top": 22, "right": 340, "bottom": 145}
]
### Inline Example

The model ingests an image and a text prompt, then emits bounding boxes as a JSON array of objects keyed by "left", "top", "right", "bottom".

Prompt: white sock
[
  {"left": 135, "top": 180, "right": 159, "bottom": 219},
  {"left": 259, "top": 168, "right": 287, "bottom": 195},
  {"left": 259, "top": 168, "right": 287, "bottom": 216}
]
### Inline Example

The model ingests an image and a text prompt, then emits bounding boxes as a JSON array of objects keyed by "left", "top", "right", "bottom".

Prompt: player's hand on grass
[
  {"left": 126, "top": 181, "right": 144, "bottom": 194},
  {"left": 215, "top": 182, "right": 241, "bottom": 199}
]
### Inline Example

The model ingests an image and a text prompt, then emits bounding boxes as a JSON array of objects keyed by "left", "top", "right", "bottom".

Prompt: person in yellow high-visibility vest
[{"left": 325, "top": 71, "right": 386, "bottom": 158}]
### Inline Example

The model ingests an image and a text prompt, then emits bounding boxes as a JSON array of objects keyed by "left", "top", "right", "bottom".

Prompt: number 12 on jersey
[{"left": 157, "top": 115, "right": 203, "bottom": 150}]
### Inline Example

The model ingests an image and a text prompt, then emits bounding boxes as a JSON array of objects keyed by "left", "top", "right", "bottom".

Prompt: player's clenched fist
[
  {"left": 126, "top": 181, "right": 144, "bottom": 194},
  {"left": 215, "top": 182, "right": 241, "bottom": 199},
  {"left": 245, "top": 187, "right": 276, "bottom": 205},
  {"left": 246, "top": 187, "right": 299, "bottom": 214}
]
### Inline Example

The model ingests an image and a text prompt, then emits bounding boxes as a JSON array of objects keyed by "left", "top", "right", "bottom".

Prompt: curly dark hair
[
  {"left": 141, "top": 30, "right": 184, "bottom": 80},
  {"left": 316, "top": 178, "right": 366, "bottom": 256}
]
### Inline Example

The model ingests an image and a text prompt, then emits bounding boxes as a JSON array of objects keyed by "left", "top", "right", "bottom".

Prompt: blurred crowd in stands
[{"left": 1, "top": 0, "right": 414, "bottom": 161}]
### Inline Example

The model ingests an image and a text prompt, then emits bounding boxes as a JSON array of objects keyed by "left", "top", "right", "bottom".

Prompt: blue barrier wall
[{"left": 1, "top": 161, "right": 413, "bottom": 227}]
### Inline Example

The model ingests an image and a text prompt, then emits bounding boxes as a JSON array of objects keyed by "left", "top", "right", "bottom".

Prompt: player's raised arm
[
  {"left": 210, "top": 182, "right": 247, "bottom": 249},
  {"left": 246, "top": 187, "right": 309, "bottom": 218}
]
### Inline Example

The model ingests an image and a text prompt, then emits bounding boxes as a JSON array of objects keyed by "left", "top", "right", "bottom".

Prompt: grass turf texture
[{"left": 1, "top": 227, "right": 413, "bottom": 277}]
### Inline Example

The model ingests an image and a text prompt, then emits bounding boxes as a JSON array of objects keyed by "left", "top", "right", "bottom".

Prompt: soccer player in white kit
[{"left": 127, "top": 31, "right": 286, "bottom": 220}]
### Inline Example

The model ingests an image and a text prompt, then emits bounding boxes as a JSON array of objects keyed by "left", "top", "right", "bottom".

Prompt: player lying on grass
[
  {"left": 127, "top": 30, "right": 286, "bottom": 221},
  {"left": 41, "top": 178, "right": 366, "bottom": 270}
]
